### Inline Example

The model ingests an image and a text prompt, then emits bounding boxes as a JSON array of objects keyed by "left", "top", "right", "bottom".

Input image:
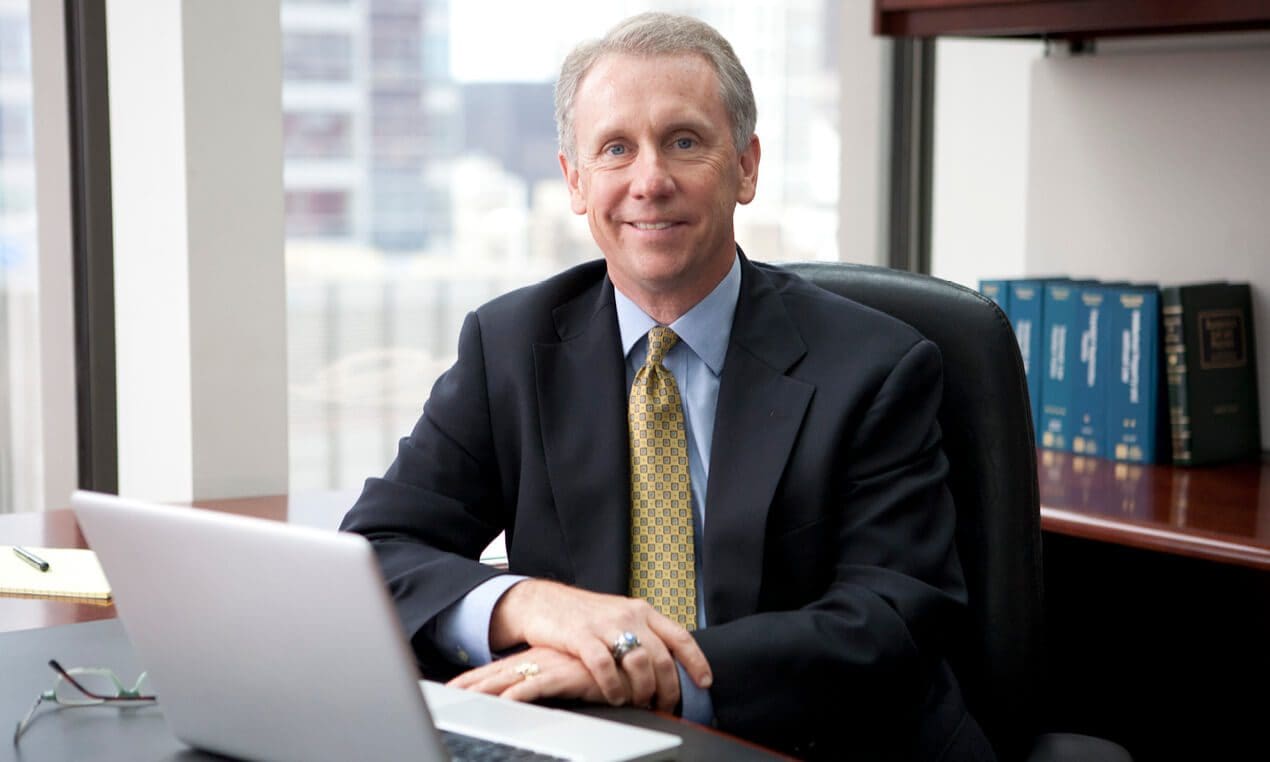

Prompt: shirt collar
[{"left": 614, "top": 253, "right": 740, "bottom": 375}]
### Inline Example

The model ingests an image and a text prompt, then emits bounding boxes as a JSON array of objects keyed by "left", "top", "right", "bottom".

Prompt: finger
[
  {"left": 450, "top": 659, "right": 533, "bottom": 697},
  {"left": 637, "top": 636, "right": 682, "bottom": 713},
  {"left": 614, "top": 627, "right": 680, "bottom": 712},
  {"left": 577, "top": 638, "right": 628, "bottom": 705},
  {"left": 467, "top": 666, "right": 523, "bottom": 696},
  {"left": 499, "top": 675, "right": 545, "bottom": 703},
  {"left": 502, "top": 658, "right": 622, "bottom": 705},
  {"left": 647, "top": 613, "right": 712, "bottom": 688},
  {"left": 615, "top": 645, "right": 657, "bottom": 708},
  {"left": 454, "top": 666, "right": 514, "bottom": 696},
  {"left": 499, "top": 667, "right": 571, "bottom": 704},
  {"left": 447, "top": 667, "right": 486, "bottom": 690},
  {"left": 496, "top": 652, "right": 562, "bottom": 704}
]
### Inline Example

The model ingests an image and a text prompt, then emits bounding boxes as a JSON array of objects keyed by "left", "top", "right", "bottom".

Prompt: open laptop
[{"left": 71, "top": 490, "right": 681, "bottom": 762}]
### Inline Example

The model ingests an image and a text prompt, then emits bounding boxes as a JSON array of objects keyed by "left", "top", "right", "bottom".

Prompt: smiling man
[
  {"left": 559, "top": 49, "right": 757, "bottom": 325},
  {"left": 342, "top": 13, "right": 994, "bottom": 760}
]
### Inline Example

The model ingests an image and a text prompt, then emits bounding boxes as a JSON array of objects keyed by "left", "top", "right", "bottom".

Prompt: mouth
[{"left": 626, "top": 221, "right": 682, "bottom": 231}]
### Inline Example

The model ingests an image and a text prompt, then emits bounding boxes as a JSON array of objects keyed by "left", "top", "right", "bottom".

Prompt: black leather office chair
[{"left": 781, "top": 262, "right": 1131, "bottom": 762}]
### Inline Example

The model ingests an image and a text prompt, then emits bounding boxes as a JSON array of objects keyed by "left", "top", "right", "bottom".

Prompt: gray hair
[{"left": 554, "top": 12, "right": 757, "bottom": 164}]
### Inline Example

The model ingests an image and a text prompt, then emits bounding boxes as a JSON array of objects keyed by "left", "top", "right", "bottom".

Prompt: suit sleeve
[
  {"left": 694, "top": 338, "right": 968, "bottom": 758},
  {"left": 340, "top": 312, "right": 511, "bottom": 668}
]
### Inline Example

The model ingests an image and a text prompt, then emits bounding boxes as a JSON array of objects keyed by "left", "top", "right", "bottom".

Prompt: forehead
[{"left": 572, "top": 52, "right": 726, "bottom": 135}]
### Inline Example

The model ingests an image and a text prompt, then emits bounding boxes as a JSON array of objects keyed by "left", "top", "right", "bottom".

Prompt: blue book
[
  {"left": 1070, "top": 284, "right": 1110, "bottom": 458},
  {"left": 978, "top": 280, "right": 1011, "bottom": 316},
  {"left": 1007, "top": 280, "right": 1048, "bottom": 442},
  {"left": 1039, "top": 282, "right": 1082, "bottom": 451},
  {"left": 1105, "top": 285, "right": 1163, "bottom": 463}
]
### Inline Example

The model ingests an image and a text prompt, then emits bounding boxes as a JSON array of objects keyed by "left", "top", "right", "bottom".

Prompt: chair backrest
[{"left": 782, "top": 262, "right": 1045, "bottom": 760}]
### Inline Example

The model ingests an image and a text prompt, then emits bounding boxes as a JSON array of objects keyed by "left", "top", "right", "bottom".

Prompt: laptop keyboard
[{"left": 440, "top": 730, "right": 571, "bottom": 761}]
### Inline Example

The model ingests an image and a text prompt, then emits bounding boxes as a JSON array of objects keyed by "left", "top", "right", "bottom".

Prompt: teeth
[{"left": 632, "top": 222, "right": 673, "bottom": 230}]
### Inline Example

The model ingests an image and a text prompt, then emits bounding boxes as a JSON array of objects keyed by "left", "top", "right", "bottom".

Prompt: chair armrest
[{"left": 1027, "top": 732, "right": 1132, "bottom": 762}]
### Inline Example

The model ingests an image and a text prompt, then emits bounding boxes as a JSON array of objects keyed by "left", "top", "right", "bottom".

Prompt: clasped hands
[{"left": 446, "top": 579, "right": 712, "bottom": 713}]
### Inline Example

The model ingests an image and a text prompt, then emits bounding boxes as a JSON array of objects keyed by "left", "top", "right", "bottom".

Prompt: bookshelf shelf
[
  {"left": 1037, "top": 449, "right": 1270, "bottom": 570},
  {"left": 875, "top": 0, "right": 1270, "bottom": 39}
]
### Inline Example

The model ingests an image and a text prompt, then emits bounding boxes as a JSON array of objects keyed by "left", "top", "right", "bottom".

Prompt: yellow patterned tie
[{"left": 628, "top": 326, "right": 696, "bottom": 630}]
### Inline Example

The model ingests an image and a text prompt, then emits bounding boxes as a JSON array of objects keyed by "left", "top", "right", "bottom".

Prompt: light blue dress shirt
[{"left": 433, "top": 255, "right": 741, "bottom": 724}]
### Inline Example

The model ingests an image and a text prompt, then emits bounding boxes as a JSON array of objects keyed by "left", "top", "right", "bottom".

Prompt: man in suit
[{"left": 341, "top": 12, "right": 993, "bottom": 760}]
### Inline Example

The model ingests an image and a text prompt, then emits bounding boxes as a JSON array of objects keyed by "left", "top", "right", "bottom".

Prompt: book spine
[
  {"left": 1071, "top": 286, "right": 1107, "bottom": 457},
  {"left": 978, "top": 279, "right": 1011, "bottom": 316},
  {"left": 1175, "top": 283, "right": 1261, "bottom": 464},
  {"left": 1107, "top": 286, "right": 1161, "bottom": 464},
  {"left": 1008, "top": 280, "right": 1045, "bottom": 444},
  {"left": 1040, "top": 283, "right": 1078, "bottom": 451},
  {"left": 1161, "top": 288, "right": 1191, "bottom": 465}
]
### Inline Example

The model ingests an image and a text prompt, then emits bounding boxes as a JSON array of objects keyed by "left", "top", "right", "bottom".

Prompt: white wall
[
  {"left": 109, "top": 0, "right": 288, "bottom": 501},
  {"left": 1026, "top": 37, "right": 1270, "bottom": 449},
  {"left": 838, "top": 0, "right": 890, "bottom": 266},
  {"left": 29, "top": 0, "right": 77, "bottom": 511},
  {"left": 930, "top": 38, "right": 1042, "bottom": 288}
]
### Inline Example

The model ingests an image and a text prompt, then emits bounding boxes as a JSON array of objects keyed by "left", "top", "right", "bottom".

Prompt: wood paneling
[
  {"left": 876, "top": 0, "right": 1270, "bottom": 39},
  {"left": 1038, "top": 450, "right": 1270, "bottom": 570}
]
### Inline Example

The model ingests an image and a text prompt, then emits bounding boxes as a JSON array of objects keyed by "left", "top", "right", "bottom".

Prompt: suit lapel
[
  {"left": 534, "top": 279, "right": 630, "bottom": 595},
  {"left": 704, "top": 260, "right": 813, "bottom": 624}
]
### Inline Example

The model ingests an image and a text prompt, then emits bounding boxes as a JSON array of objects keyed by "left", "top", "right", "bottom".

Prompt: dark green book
[{"left": 1161, "top": 283, "right": 1261, "bottom": 466}]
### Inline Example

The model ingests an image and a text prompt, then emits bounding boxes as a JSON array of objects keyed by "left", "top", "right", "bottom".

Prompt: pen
[{"left": 13, "top": 546, "right": 50, "bottom": 573}]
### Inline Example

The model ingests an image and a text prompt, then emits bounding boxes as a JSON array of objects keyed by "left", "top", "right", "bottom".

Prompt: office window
[
  {"left": 0, "top": 0, "right": 39, "bottom": 512},
  {"left": 283, "top": 0, "right": 842, "bottom": 490},
  {"left": 0, "top": 13, "right": 30, "bottom": 75},
  {"left": 0, "top": 103, "right": 31, "bottom": 160},
  {"left": 284, "top": 112, "right": 353, "bottom": 159},
  {"left": 283, "top": 32, "right": 353, "bottom": 82},
  {"left": 286, "top": 190, "right": 351, "bottom": 237}
]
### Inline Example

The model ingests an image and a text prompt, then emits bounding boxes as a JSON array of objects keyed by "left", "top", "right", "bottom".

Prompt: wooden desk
[
  {"left": 1037, "top": 449, "right": 1270, "bottom": 571},
  {"left": 0, "top": 492, "right": 355, "bottom": 634},
  {"left": 1035, "top": 451, "right": 1270, "bottom": 759}
]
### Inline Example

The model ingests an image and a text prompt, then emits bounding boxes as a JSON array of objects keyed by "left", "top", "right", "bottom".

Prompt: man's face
[{"left": 559, "top": 53, "right": 760, "bottom": 313}]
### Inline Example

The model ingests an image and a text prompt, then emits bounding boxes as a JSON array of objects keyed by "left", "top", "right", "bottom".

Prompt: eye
[
  {"left": 605, "top": 144, "right": 627, "bottom": 156},
  {"left": 674, "top": 137, "right": 696, "bottom": 150}
]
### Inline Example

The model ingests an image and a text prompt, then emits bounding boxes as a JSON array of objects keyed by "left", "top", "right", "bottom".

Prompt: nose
[{"left": 628, "top": 149, "right": 675, "bottom": 200}]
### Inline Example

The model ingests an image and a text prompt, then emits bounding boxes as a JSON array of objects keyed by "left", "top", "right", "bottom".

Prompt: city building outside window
[{"left": 0, "top": 0, "right": 39, "bottom": 512}]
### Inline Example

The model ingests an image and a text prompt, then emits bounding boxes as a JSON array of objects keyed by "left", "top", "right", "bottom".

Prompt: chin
[{"left": 630, "top": 253, "right": 695, "bottom": 285}]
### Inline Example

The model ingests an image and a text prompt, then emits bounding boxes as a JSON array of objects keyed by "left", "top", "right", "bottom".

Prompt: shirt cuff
[
  {"left": 676, "top": 661, "right": 715, "bottom": 725},
  {"left": 431, "top": 575, "right": 528, "bottom": 666}
]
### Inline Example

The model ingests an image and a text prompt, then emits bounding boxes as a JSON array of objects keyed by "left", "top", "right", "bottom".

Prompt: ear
[
  {"left": 735, "top": 134, "right": 761, "bottom": 205},
  {"left": 559, "top": 152, "right": 588, "bottom": 215}
]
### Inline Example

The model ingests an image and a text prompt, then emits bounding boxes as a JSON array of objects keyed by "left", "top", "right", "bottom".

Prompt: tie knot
[{"left": 644, "top": 326, "right": 679, "bottom": 367}]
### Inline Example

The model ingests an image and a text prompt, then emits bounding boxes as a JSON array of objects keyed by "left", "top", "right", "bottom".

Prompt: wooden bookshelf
[
  {"left": 874, "top": 0, "right": 1270, "bottom": 39},
  {"left": 1037, "top": 449, "right": 1270, "bottom": 570}
]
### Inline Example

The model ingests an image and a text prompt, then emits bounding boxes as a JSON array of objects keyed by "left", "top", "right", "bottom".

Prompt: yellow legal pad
[{"left": 0, "top": 546, "right": 112, "bottom": 601}]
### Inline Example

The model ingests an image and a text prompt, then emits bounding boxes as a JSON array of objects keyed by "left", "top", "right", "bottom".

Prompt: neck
[
  {"left": 614, "top": 251, "right": 736, "bottom": 325},
  {"left": 636, "top": 296, "right": 701, "bottom": 326}
]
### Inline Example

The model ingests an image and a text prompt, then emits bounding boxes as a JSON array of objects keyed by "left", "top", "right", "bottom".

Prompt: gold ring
[{"left": 513, "top": 661, "right": 540, "bottom": 681}]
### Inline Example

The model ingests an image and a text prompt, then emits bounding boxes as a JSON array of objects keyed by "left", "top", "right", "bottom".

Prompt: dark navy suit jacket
[{"left": 342, "top": 254, "right": 995, "bottom": 760}]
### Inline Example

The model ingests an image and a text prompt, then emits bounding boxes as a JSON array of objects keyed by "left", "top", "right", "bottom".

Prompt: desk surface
[
  {"left": 1, "top": 618, "right": 784, "bottom": 762},
  {"left": 0, "top": 493, "right": 786, "bottom": 761},
  {"left": 1037, "top": 450, "right": 1270, "bottom": 571},
  {"left": 0, "top": 491, "right": 357, "bottom": 633}
]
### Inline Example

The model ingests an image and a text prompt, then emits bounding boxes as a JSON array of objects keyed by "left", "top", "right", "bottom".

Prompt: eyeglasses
[{"left": 13, "top": 659, "right": 157, "bottom": 745}]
